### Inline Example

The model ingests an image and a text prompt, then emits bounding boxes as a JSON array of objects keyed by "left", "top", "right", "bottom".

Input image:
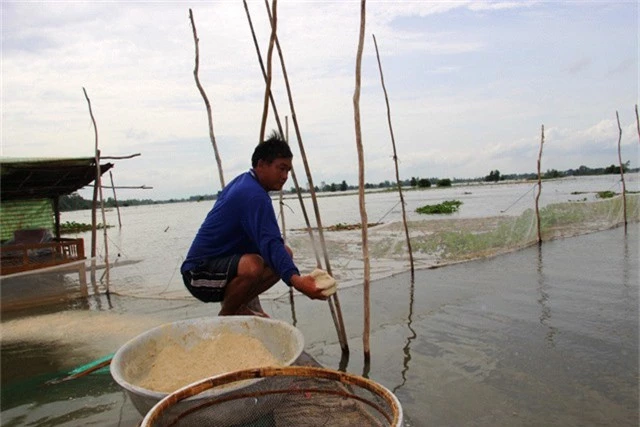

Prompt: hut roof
[{"left": 0, "top": 157, "right": 114, "bottom": 201}]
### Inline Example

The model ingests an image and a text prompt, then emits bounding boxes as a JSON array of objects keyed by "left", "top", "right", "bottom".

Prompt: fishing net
[
  {"left": 140, "top": 366, "right": 402, "bottom": 427},
  {"left": 286, "top": 193, "right": 640, "bottom": 285}
]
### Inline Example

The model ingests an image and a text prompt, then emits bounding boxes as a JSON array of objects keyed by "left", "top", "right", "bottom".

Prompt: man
[{"left": 181, "top": 131, "right": 327, "bottom": 316}]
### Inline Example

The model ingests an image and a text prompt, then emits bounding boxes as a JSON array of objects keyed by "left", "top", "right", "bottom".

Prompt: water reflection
[
  {"left": 88, "top": 260, "right": 113, "bottom": 311},
  {"left": 288, "top": 288, "right": 297, "bottom": 327},
  {"left": 536, "top": 246, "right": 557, "bottom": 347},
  {"left": 393, "top": 277, "right": 416, "bottom": 394}
]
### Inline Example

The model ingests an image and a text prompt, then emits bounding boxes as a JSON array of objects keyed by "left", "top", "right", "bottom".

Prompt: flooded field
[{"left": 1, "top": 176, "right": 638, "bottom": 426}]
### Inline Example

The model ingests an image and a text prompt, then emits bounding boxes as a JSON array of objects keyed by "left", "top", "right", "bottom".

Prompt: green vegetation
[
  {"left": 596, "top": 191, "right": 617, "bottom": 199},
  {"left": 416, "top": 200, "right": 462, "bottom": 214},
  {"left": 60, "top": 221, "right": 111, "bottom": 234},
  {"left": 485, "top": 170, "right": 501, "bottom": 182},
  {"left": 294, "top": 222, "right": 382, "bottom": 232}
]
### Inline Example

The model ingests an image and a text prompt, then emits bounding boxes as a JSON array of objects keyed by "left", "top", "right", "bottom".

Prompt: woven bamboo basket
[{"left": 140, "top": 365, "right": 403, "bottom": 426}]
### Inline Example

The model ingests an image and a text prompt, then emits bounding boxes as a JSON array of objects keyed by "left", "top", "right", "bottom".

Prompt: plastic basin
[{"left": 110, "top": 316, "right": 304, "bottom": 423}]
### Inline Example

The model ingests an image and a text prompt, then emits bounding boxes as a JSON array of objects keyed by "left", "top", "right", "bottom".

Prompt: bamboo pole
[
  {"left": 258, "top": 0, "right": 278, "bottom": 143},
  {"left": 109, "top": 171, "right": 122, "bottom": 228},
  {"left": 281, "top": 116, "right": 288, "bottom": 245},
  {"left": 245, "top": 0, "right": 344, "bottom": 346},
  {"left": 535, "top": 124, "right": 544, "bottom": 245},
  {"left": 83, "top": 87, "right": 110, "bottom": 292},
  {"left": 354, "top": 0, "right": 370, "bottom": 362},
  {"left": 283, "top": 116, "right": 294, "bottom": 304},
  {"left": 616, "top": 111, "right": 627, "bottom": 231},
  {"left": 262, "top": 0, "right": 348, "bottom": 353},
  {"left": 372, "top": 33, "right": 414, "bottom": 279},
  {"left": 636, "top": 104, "right": 639, "bottom": 143},
  {"left": 242, "top": 0, "right": 321, "bottom": 273},
  {"left": 189, "top": 9, "right": 225, "bottom": 189},
  {"left": 53, "top": 197, "right": 61, "bottom": 238},
  {"left": 98, "top": 185, "right": 153, "bottom": 190},
  {"left": 90, "top": 176, "right": 98, "bottom": 284}
]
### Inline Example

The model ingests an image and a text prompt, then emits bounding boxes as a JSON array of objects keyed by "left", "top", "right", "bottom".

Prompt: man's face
[{"left": 255, "top": 157, "right": 292, "bottom": 191}]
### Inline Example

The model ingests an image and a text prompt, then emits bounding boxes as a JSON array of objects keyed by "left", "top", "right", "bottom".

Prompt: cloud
[
  {"left": 566, "top": 57, "right": 592, "bottom": 75},
  {"left": 2, "top": 1, "right": 637, "bottom": 200}
]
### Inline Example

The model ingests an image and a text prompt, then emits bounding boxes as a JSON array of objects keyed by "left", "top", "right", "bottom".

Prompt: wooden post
[
  {"left": 283, "top": 116, "right": 293, "bottom": 304},
  {"left": 53, "top": 196, "right": 61, "bottom": 239},
  {"left": 245, "top": 0, "right": 346, "bottom": 350},
  {"left": 262, "top": 0, "right": 349, "bottom": 353},
  {"left": 535, "top": 124, "right": 544, "bottom": 245},
  {"left": 96, "top": 149, "right": 110, "bottom": 290},
  {"left": 189, "top": 9, "right": 225, "bottom": 189},
  {"left": 83, "top": 87, "right": 110, "bottom": 292},
  {"left": 372, "top": 33, "right": 414, "bottom": 279},
  {"left": 243, "top": 0, "right": 320, "bottom": 269},
  {"left": 354, "top": 0, "right": 370, "bottom": 362},
  {"left": 109, "top": 171, "right": 122, "bottom": 228},
  {"left": 259, "top": 0, "right": 278, "bottom": 143},
  {"left": 616, "top": 111, "right": 627, "bottom": 231},
  {"left": 635, "top": 104, "right": 639, "bottom": 143}
]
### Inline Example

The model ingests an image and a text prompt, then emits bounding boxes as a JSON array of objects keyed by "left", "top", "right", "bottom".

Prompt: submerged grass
[{"left": 409, "top": 194, "right": 639, "bottom": 262}]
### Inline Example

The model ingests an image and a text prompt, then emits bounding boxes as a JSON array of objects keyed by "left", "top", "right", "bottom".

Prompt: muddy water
[{"left": 1, "top": 225, "right": 637, "bottom": 426}]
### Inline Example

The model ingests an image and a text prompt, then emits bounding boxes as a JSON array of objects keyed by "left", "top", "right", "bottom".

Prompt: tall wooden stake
[
  {"left": 635, "top": 104, "right": 639, "bottom": 143},
  {"left": 243, "top": 0, "right": 322, "bottom": 269},
  {"left": 258, "top": 0, "right": 278, "bottom": 143},
  {"left": 535, "top": 124, "right": 544, "bottom": 245},
  {"left": 189, "top": 9, "right": 225, "bottom": 189},
  {"left": 245, "top": 0, "right": 340, "bottom": 330},
  {"left": 83, "top": 87, "right": 110, "bottom": 292},
  {"left": 616, "top": 111, "right": 627, "bottom": 231},
  {"left": 354, "top": 0, "right": 370, "bottom": 362},
  {"left": 243, "top": 0, "right": 322, "bottom": 271},
  {"left": 372, "top": 33, "right": 414, "bottom": 279},
  {"left": 262, "top": 0, "right": 349, "bottom": 352},
  {"left": 109, "top": 171, "right": 122, "bottom": 228},
  {"left": 283, "top": 116, "right": 294, "bottom": 303}
]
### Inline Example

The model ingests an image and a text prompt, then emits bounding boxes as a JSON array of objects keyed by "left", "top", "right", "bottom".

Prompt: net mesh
[
  {"left": 287, "top": 193, "right": 640, "bottom": 279},
  {"left": 141, "top": 366, "right": 401, "bottom": 427}
]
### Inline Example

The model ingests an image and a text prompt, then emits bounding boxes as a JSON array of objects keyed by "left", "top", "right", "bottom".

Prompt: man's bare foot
[{"left": 230, "top": 305, "right": 270, "bottom": 318}]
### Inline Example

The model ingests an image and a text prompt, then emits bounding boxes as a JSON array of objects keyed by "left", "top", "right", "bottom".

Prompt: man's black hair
[{"left": 251, "top": 130, "right": 293, "bottom": 167}]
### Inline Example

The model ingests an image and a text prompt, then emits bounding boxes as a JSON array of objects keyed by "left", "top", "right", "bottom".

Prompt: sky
[{"left": 2, "top": 1, "right": 638, "bottom": 201}]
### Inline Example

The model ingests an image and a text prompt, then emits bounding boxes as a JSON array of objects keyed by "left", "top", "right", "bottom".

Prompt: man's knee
[{"left": 238, "top": 254, "right": 266, "bottom": 280}]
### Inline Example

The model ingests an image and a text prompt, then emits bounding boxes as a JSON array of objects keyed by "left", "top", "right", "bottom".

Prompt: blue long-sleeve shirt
[{"left": 181, "top": 170, "right": 299, "bottom": 286}]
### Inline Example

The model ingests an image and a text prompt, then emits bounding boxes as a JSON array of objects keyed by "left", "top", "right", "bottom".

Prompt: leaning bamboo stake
[
  {"left": 83, "top": 87, "right": 110, "bottom": 292},
  {"left": 189, "top": 9, "right": 225, "bottom": 189},
  {"left": 535, "top": 124, "right": 544, "bottom": 245},
  {"left": 372, "top": 33, "right": 414, "bottom": 279},
  {"left": 354, "top": 0, "right": 371, "bottom": 362},
  {"left": 242, "top": 0, "right": 321, "bottom": 270},
  {"left": 281, "top": 117, "right": 288, "bottom": 245},
  {"left": 263, "top": 0, "right": 348, "bottom": 352},
  {"left": 283, "top": 117, "right": 294, "bottom": 302},
  {"left": 244, "top": 0, "right": 340, "bottom": 334},
  {"left": 109, "top": 171, "right": 122, "bottom": 228},
  {"left": 635, "top": 105, "right": 639, "bottom": 143},
  {"left": 258, "top": 0, "right": 278, "bottom": 143},
  {"left": 616, "top": 111, "right": 627, "bottom": 231}
]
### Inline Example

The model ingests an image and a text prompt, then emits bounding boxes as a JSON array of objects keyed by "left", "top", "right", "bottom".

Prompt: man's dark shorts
[{"left": 182, "top": 255, "right": 241, "bottom": 303}]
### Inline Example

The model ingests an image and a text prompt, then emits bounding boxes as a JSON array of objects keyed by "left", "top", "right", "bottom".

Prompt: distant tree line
[
  {"left": 58, "top": 162, "right": 636, "bottom": 212},
  {"left": 483, "top": 161, "right": 632, "bottom": 183}
]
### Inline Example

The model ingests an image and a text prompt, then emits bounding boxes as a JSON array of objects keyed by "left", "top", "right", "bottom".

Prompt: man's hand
[{"left": 290, "top": 274, "right": 329, "bottom": 300}]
